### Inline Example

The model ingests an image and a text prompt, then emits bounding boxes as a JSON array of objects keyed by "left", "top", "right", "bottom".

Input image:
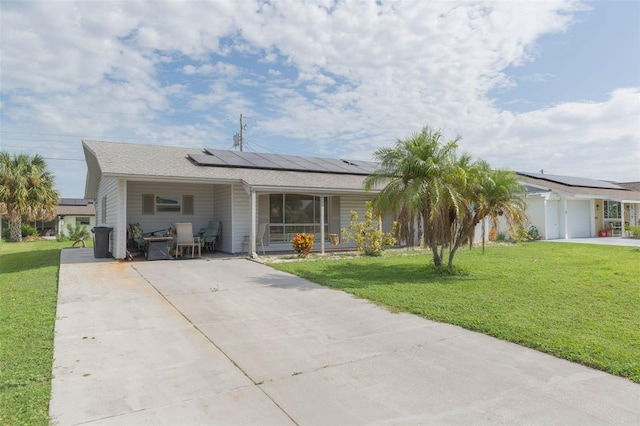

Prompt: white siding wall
[
  {"left": 58, "top": 215, "right": 96, "bottom": 237},
  {"left": 525, "top": 197, "right": 546, "bottom": 237},
  {"left": 127, "top": 182, "right": 214, "bottom": 236},
  {"left": 232, "top": 184, "right": 250, "bottom": 254},
  {"left": 96, "top": 176, "right": 120, "bottom": 256},
  {"left": 212, "top": 184, "right": 233, "bottom": 253}
]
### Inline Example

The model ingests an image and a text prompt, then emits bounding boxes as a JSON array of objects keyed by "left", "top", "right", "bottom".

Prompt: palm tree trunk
[{"left": 9, "top": 217, "right": 22, "bottom": 242}]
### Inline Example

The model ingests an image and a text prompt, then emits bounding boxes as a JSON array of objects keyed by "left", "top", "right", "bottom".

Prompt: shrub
[
  {"left": 66, "top": 223, "right": 90, "bottom": 247},
  {"left": 509, "top": 225, "right": 541, "bottom": 243},
  {"left": 526, "top": 225, "right": 541, "bottom": 241},
  {"left": 2, "top": 223, "right": 39, "bottom": 241},
  {"left": 625, "top": 225, "right": 640, "bottom": 239},
  {"left": 291, "top": 233, "right": 314, "bottom": 257},
  {"left": 341, "top": 201, "right": 396, "bottom": 256}
]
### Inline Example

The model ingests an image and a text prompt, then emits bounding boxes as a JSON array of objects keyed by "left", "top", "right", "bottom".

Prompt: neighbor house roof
[
  {"left": 517, "top": 173, "right": 640, "bottom": 202},
  {"left": 617, "top": 181, "right": 640, "bottom": 192},
  {"left": 83, "top": 140, "right": 383, "bottom": 199},
  {"left": 56, "top": 199, "right": 95, "bottom": 216}
]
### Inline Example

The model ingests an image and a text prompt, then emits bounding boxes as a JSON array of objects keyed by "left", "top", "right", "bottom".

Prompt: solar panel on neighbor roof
[
  {"left": 518, "top": 172, "right": 625, "bottom": 190},
  {"left": 195, "top": 148, "right": 375, "bottom": 175}
]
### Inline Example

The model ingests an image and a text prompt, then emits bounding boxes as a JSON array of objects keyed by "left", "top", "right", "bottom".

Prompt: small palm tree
[
  {"left": 0, "top": 152, "right": 59, "bottom": 242},
  {"left": 365, "top": 126, "right": 528, "bottom": 270},
  {"left": 364, "top": 126, "right": 460, "bottom": 267},
  {"left": 66, "top": 223, "right": 90, "bottom": 248}
]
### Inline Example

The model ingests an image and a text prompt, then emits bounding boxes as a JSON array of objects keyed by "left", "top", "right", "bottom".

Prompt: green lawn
[
  {"left": 0, "top": 240, "right": 88, "bottom": 425},
  {"left": 270, "top": 243, "right": 640, "bottom": 383}
]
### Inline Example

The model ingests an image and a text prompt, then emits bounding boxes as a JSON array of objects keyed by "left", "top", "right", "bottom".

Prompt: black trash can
[{"left": 91, "top": 226, "right": 113, "bottom": 258}]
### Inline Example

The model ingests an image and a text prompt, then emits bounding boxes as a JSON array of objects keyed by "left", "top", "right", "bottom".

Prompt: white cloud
[
  {"left": 1, "top": 0, "right": 638, "bottom": 197},
  {"left": 469, "top": 88, "right": 640, "bottom": 180}
]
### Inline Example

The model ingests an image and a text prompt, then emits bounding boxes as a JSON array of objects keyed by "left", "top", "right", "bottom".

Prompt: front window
[
  {"left": 156, "top": 195, "right": 181, "bottom": 213},
  {"left": 268, "top": 194, "right": 327, "bottom": 242},
  {"left": 76, "top": 216, "right": 90, "bottom": 226},
  {"left": 603, "top": 201, "right": 620, "bottom": 219}
]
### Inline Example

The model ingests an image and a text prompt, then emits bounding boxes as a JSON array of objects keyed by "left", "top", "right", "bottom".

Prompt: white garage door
[{"left": 567, "top": 200, "right": 591, "bottom": 238}]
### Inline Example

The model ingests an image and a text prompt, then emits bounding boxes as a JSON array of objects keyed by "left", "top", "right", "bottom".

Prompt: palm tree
[
  {"left": 445, "top": 161, "right": 528, "bottom": 268},
  {"left": 365, "top": 126, "right": 529, "bottom": 270},
  {"left": 0, "top": 152, "right": 59, "bottom": 242},
  {"left": 364, "top": 126, "right": 460, "bottom": 267}
]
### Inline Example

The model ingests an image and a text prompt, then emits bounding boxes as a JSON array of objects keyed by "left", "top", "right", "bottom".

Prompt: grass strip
[
  {"left": 0, "top": 241, "right": 69, "bottom": 425},
  {"left": 270, "top": 243, "right": 640, "bottom": 383}
]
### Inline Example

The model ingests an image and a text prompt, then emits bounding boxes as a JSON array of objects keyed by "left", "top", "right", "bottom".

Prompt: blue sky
[{"left": 1, "top": 0, "right": 638, "bottom": 197}]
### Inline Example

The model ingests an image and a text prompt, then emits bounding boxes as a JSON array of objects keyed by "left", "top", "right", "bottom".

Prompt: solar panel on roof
[
  {"left": 189, "top": 153, "right": 225, "bottom": 166},
  {"left": 267, "top": 155, "right": 308, "bottom": 171},
  {"left": 518, "top": 172, "right": 625, "bottom": 190},
  {"left": 314, "top": 157, "right": 355, "bottom": 174},
  {"left": 196, "top": 148, "right": 375, "bottom": 175}
]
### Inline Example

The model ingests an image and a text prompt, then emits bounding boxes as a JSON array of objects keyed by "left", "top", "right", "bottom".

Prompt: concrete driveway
[{"left": 51, "top": 249, "right": 640, "bottom": 425}]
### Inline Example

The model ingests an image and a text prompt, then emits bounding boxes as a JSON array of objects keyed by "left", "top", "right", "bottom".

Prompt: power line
[{"left": 0, "top": 130, "right": 225, "bottom": 142}]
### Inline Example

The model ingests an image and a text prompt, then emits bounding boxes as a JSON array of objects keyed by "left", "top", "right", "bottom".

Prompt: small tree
[{"left": 341, "top": 201, "right": 396, "bottom": 256}]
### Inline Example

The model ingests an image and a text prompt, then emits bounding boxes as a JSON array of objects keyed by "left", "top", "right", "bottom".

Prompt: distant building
[{"left": 56, "top": 198, "right": 96, "bottom": 236}]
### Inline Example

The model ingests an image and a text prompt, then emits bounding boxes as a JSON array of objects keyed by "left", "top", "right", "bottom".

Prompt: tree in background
[
  {"left": 364, "top": 126, "right": 527, "bottom": 269},
  {"left": 0, "top": 152, "right": 59, "bottom": 242}
]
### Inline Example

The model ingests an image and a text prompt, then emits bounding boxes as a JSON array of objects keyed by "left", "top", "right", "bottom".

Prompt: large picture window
[{"left": 268, "top": 194, "right": 327, "bottom": 242}]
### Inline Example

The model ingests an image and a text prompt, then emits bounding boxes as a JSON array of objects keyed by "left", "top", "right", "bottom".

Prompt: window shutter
[
  {"left": 183, "top": 195, "right": 194, "bottom": 215},
  {"left": 142, "top": 194, "right": 155, "bottom": 215},
  {"left": 101, "top": 196, "right": 107, "bottom": 224}
]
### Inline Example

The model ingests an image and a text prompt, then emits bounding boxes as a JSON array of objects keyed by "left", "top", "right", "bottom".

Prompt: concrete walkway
[
  {"left": 50, "top": 249, "right": 640, "bottom": 425},
  {"left": 543, "top": 237, "right": 640, "bottom": 247}
]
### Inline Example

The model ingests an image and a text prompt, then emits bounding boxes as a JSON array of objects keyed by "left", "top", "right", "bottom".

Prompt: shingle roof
[
  {"left": 618, "top": 181, "right": 640, "bottom": 192},
  {"left": 57, "top": 204, "right": 95, "bottom": 216},
  {"left": 82, "top": 140, "right": 640, "bottom": 203},
  {"left": 82, "top": 140, "right": 381, "bottom": 198}
]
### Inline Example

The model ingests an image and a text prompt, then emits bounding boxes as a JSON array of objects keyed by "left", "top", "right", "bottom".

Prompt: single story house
[
  {"left": 83, "top": 140, "right": 393, "bottom": 259},
  {"left": 517, "top": 172, "right": 640, "bottom": 239},
  {"left": 56, "top": 198, "right": 96, "bottom": 237},
  {"left": 83, "top": 140, "right": 640, "bottom": 259}
]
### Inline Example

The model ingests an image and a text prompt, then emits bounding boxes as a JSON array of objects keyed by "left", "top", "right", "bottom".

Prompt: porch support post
[
  {"left": 320, "top": 196, "right": 325, "bottom": 255},
  {"left": 620, "top": 201, "right": 625, "bottom": 237},
  {"left": 250, "top": 190, "right": 257, "bottom": 257},
  {"left": 563, "top": 197, "right": 569, "bottom": 239}
]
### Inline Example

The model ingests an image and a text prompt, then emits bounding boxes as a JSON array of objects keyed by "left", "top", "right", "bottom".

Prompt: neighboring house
[
  {"left": 516, "top": 172, "right": 640, "bottom": 239},
  {"left": 56, "top": 198, "right": 96, "bottom": 237},
  {"left": 83, "top": 140, "right": 393, "bottom": 259}
]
